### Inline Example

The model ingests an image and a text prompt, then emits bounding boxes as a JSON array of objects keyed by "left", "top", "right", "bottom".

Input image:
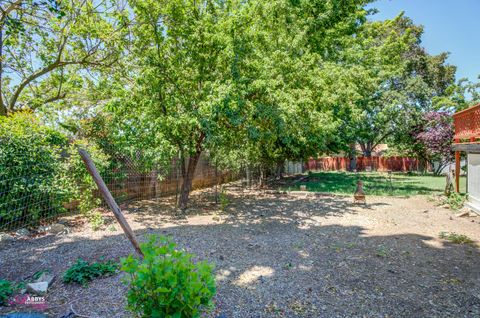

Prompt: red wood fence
[{"left": 306, "top": 156, "right": 421, "bottom": 172}]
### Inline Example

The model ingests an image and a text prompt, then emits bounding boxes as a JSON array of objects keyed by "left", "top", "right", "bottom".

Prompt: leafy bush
[
  {"left": 0, "top": 279, "right": 14, "bottom": 305},
  {"left": 121, "top": 236, "right": 216, "bottom": 318},
  {"left": 0, "top": 113, "right": 112, "bottom": 230},
  {"left": 63, "top": 258, "right": 119, "bottom": 286},
  {"left": 87, "top": 210, "right": 105, "bottom": 231},
  {"left": 219, "top": 188, "right": 229, "bottom": 211},
  {"left": 439, "top": 232, "right": 474, "bottom": 245},
  {"left": 0, "top": 112, "right": 69, "bottom": 229},
  {"left": 59, "top": 140, "right": 109, "bottom": 229},
  {"left": 441, "top": 192, "right": 466, "bottom": 210}
]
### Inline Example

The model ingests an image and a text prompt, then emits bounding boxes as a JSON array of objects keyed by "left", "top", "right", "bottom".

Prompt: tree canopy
[
  {"left": 1, "top": 0, "right": 479, "bottom": 210},
  {"left": 0, "top": 0, "right": 129, "bottom": 115}
]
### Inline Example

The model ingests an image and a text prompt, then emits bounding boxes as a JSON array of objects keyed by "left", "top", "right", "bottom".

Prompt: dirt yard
[{"left": 1, "top": 185, "right": 480, "bottom": 318}]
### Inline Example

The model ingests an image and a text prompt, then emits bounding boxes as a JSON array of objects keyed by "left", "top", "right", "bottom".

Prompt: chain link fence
[
  {"left": 0, "top": 114, "right": 293, "bottom": 232},
  {"left": 0, "top": 146, "right": 248, "bottom": 231}
]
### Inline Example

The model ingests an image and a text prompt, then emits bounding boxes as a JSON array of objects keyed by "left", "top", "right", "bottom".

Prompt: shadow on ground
[{"left": 1, "top": 190, "right": 479, "bottom": 318}]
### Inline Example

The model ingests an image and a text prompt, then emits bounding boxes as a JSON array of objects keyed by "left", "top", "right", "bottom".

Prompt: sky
[{"left": 367, "top": 0, "right": 480, "bottom": 82}]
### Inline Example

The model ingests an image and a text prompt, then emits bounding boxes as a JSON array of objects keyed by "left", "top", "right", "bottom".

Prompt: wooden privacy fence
[{"left": 306, "top": 156, "right": 422, "bottom": 172}]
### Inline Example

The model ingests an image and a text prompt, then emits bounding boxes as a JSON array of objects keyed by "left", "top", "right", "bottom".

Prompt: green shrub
[
  {"left": 0, "top": 112, "right": 69, "bottom": 229},
  {"left": 439, "top": 232, "right": 475, "bottom": 245},
  {"left": 121, "top": 235, "right": 216, "bottom": 318},
  {"left": 219, "top": 188, "right": 229, "bottom": 211},
  {"left": 63, "top": 258, "right": 119, "bottom": 286},
  {"left": 441, "top": 192, "right": 466, "bottom": 210},
  {"left": 0, "top": 113, "right": 112, "bottom": 230},
  {"left": 0, "top": 279, "right": 14, "bottom": 305},
  {"left": 59, "top": 140, "right": 109, "bottom": 214},
  {"left": 85, "top": 209, "right": 105, "bottom": 231}
]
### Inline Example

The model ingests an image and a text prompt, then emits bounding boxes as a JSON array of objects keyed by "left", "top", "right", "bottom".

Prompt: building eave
[{"left": 452, "top": 143, "right": 480, "bottom": 153}]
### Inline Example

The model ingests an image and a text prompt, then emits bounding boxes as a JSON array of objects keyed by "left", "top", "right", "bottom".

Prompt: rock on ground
[{"left": 26, "top": 282, "right": 48, "bottom": 296}]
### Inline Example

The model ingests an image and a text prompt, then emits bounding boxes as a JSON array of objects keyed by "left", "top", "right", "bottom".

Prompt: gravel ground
[{"left": 1, "top": 185, "right": 480, "bottom": 318}]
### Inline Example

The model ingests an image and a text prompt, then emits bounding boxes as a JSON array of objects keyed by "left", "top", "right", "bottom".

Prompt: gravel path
[{"left": 1, "top": 186, "right": 480, "bottom": 317}]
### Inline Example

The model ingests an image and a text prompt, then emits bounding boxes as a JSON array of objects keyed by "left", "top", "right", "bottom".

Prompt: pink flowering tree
[{"left": 414, "top": 111, "right": 454, "bottom": 175}]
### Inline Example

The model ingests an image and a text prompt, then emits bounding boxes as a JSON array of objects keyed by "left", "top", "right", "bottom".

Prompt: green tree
[
  {"left": 0, "top": 112, "right": 68, "bottom": 228},
  {"left": 340, "top": 15, "right": 456, "bottom": 157},
  {"left": 236, "top": 0, "right": 370, "bottom": 177},
  {"left": 113, "top": 0, "right": 372, "bottom": 209},
  {"left": 434, "top": 77, "right": 480, "bottom": 112},
  {"left": 116, "top": 0, "right": 247, "bottom": 211},
  {"left": 0, "top": 0, "right": 128, "bottom": 115}
]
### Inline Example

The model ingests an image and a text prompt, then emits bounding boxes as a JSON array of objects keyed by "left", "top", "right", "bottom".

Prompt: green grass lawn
[{"left": 285, "top": 171, "right": 466, "bottom": 196}]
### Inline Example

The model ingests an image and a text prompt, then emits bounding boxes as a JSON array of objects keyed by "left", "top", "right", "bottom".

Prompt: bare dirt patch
[{"left": 1, "top": 185, "right": 480, "bottom": 317}]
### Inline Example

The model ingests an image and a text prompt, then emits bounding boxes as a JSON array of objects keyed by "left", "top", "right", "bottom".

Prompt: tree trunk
[
  {"left": 359, "top": 142, "right": 373, "bottom": 157},
  {"left": 214, "top": 164, "right": 218, "bottom": 204},
  {"left": 365, "top": 142, "right": 373, "bottom": 157},
  {"left": 445, "top": 169, "right": 454, "bottom": 195},
  {"left": 348, "top": 143, "right": 357, "bottom": 171},
  {"left": 275, "top": 161, "right": 284, "bottom": 179},
  {"left": 178, "top": 134, "right": 204, "bottom": 212},
  {"left": 178, "top": 151, "right": 201, "bottom": 212},
  {"left": 178, "top": 151, "right": 202, "bottom": 212},
  {"left": 246, "top": 166, "right": 251, "bottom": 188},
  {"left": 259, "top": 166, "right": 266, "bottom": 188},
  {"left": 350, "top": 157, "right": 357, "bottom": 171},
  {"left": 150, "top": 169, "right": 158, "bottom": 198}
]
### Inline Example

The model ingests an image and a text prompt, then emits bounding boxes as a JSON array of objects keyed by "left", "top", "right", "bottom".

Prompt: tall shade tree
[
  {"left": 116, "top": 0, "right": 372, "bottom": 210},
  {"left": 237, "top": 0, "right": 370, "bottom": 174},
  {"left": 340, "top": 15, "right": 456, "bottom": 157},
  {"left": 119, "top": 0, "right": 248, "bottom": 211},
  {"left": 0, "top": 0, "right": 128, "bottom": 115},
  {"left": 435, "top": 77, "right": 480, "bottom": 112}
]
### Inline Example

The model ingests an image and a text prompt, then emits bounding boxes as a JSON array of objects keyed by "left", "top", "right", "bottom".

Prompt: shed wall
[{"left": 467, "top": 153, "right": 480, "bottom": 212}]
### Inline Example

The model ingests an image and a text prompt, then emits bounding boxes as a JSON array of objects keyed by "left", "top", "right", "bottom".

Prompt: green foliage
[
  {"left": 441, "top": 192, "right": 466, "bottom": 211},
  {"left": 0, "top": 112, "right": 69, "bottom": 229},
  {"left": 2, "top": 0, "right": 477, "bottom": 220},
  {"left": 0, "top": 0, "right": 128, "bottom": 115},
  {"left": 219, "top": 188, "right": 229, "bottom": 211},
  {"left": 338, "top": 15, "right": 458, "bottom": 157},
  {"left": 0, "top": 279, "right": 14, "bottom": 305},
  {"left": 87, "top": 209, "right": 105, "bottom": 231},
  {"left": 109, "top": 0, "right": 374, "bottom": 210},
  {"left": 375, "top": 247, "right": 389, "bottom": 258},
  {"left": 78, "top": 192, "right": 102, "bottom": 217},
  {"left": 121, "top": 236, "right": 216, "bottom": 318},
  {"left": 0, "top": 112, "right": 113, "bottom": 229},
  {"left": 58, "top": 139, "right": 110, "bottom": 228},
  {"left": 63, "top": 259, "right": 119, "bottom": 286},
  {"left": 439, "top": 232, "right": 474, "bottom": 245}
]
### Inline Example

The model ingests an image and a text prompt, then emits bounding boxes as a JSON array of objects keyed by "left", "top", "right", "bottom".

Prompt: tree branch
[
  {"left": 7, "top": 46, "right": 116, "bottom": 111},
  {"left": 0, "top": 0, "right": 23, "bottom": 27},
  {"left": 42, "top": 91, "right": 67, "bottom": 105},
  {"left": 371, "top": 131, "right": 392, "bottom": 151}
]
